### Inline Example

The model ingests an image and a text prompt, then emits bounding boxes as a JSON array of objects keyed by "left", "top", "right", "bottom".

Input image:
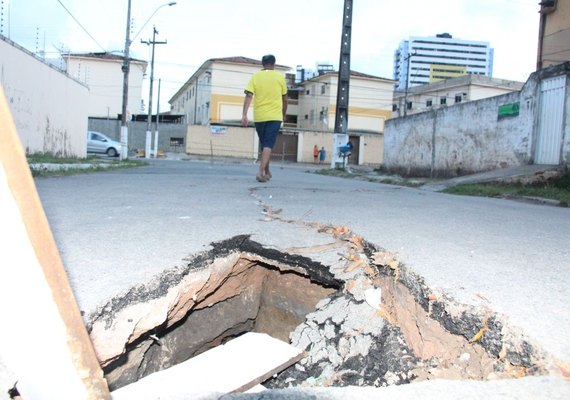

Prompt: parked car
[{"left": 87, "top": 131, "right": 122, "bottom": 157}]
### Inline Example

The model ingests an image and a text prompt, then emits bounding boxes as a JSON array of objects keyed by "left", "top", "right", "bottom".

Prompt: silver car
[{"left": 87, "top": 131, "right": 122, "bottom": 157}]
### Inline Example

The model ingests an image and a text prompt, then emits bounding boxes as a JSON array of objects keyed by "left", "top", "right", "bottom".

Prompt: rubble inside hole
[{"left": 265, "top": 230, "right": 547, "bottom": 389}]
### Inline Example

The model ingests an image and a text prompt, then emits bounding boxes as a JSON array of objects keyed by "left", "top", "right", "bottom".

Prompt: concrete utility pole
[
  {"left": 334, "top": 0, "right": 352, "bottom": 134},
  {"left": 403, "top": 51, "right": 416, "bottom": 117},
  {"left": 120, "top": 0, "right": 132, "bottom": 160},
  {"left": 331, "top": 0, "right": 353, "bottom": 168},
  {"left": 154, "top": 78, "right": 161, "bottom": 157},
  {"left": 119, "top": 1, "right": 176, "bottom": 160},
  {"left": 142, "top": 26, "right": 167, "bottom": 158}
]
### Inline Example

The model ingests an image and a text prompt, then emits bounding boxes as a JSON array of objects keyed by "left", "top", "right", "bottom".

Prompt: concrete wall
[
  {"left": 384, "top": 63, "right": 570, "bottom": 177},
  {"left": 89, "top": 119, "right": 187, "bottom": 155},
  {"left": 185, "top": 125, "right": 258, "bottom": 159},
  {"left": 0, "top": 37, "right": 89, "bottom": 156},
  {"left": 185, "top": 125, "right": 383, "bottom": 166},
  {"left": 384, "top": 91, "right": 532, "bottom": 177}
]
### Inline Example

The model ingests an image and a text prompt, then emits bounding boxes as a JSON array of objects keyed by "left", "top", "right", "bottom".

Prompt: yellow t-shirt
[{"left": 245, "top": 70, "right": 287, "bottom": 122}]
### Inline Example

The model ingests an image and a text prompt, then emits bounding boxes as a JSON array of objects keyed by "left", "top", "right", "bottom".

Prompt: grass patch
[
  {"left": 314, "top": 168, "right": 425, "bottom": 187},
  {"left": 314, "top": 168, "right": 353, "bottom": 178},
  {"left": 443, "top": 173, "right": 570, "bottom": 205},
  {"left": 377, "top": 178, "right": 424, "bottom": 188},
  {"left": 28, "top": 152, "right": 147, "bottom": 177}
]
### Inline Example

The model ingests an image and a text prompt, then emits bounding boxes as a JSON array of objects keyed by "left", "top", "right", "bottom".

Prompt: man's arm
[
  {"left": 241, "top": 91, "right": 253, "bottom": 127},
  {"left": 282, "top": 94, "right": 288, "bottom": 122}
]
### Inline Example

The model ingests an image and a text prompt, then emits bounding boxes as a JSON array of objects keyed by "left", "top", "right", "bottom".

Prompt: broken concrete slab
[{"left": 110, "top": 332, "right": 303, "bottom": 399}]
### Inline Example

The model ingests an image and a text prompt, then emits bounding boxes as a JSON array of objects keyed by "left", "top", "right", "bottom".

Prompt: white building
[
  {"left": 64, "top": 53, "right": 147, "bottom": 119},
  {"left": 392, "top": 74, "right": 524, "bottom": 117},
  {"left": 393, "top": 33, "right": 494, "bottom": 90}
]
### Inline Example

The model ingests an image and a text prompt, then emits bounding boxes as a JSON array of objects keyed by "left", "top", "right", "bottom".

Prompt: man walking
[{"left": 241, "top": 55, "right": 288, "bottom": 182}]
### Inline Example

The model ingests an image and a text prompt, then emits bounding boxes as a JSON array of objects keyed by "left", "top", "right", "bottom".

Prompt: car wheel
[{"left": 107, "top": 147, "right": 118, "bottom": 157}]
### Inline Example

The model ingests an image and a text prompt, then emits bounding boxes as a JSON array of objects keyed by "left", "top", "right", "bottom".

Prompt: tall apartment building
[{"left": 393, "top": 33, "right": 494, "bottom": 90}]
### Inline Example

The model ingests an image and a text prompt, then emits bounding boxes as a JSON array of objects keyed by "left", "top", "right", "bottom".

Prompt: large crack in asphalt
[{"left": 86, "top": 184, "right": 550, "bottom": 393}]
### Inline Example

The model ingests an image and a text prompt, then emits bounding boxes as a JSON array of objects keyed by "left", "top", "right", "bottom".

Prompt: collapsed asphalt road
[{"left": 27, "top": 158, "right": 570, "bottom": 398}]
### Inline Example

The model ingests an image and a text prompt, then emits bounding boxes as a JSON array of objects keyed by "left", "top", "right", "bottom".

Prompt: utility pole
[
  {"left": 142, "top": 26, "right": 167, "bottom": 158},
  {"left": 331, "top": 0, "right": 353, "bottom": 168},
  {"left": 154, "top": 78, "right": 161, "bottom": 158},
  {"left": 403, "top": 51, "right": 416, "bottom": 117},
  {"left": 120, "top": 0, "right": 132, "bottom": 160}
]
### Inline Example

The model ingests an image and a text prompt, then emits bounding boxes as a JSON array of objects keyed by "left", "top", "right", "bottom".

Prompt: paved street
[{"left": 34, "top": 158, "right": 570, "bottom": 397}]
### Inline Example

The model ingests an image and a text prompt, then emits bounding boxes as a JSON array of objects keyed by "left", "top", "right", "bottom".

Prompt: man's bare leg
[{"left": 258, "top": 147, "right": 272, "bottom": 181}]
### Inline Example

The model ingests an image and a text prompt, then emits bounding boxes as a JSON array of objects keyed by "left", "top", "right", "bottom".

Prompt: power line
[{"left": 55, "top": 0, "right": 106, "bottom": 52}]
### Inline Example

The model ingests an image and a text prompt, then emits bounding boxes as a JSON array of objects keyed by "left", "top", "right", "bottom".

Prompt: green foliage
[
  {"left": 443, "top": 174, "right": 570, "bottom": 205},
  {"left": 27, "top": 152, "right": 147, "bottom": 177}
]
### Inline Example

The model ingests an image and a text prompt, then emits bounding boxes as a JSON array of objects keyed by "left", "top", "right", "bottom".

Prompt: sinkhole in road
[{"left": 92, "top": 235, "right": 545, "bottom": 393}]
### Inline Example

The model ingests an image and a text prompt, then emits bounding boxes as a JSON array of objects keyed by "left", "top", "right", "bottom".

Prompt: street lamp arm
[{"left": 131, "top": 2, "right": 177, "bottom": 43}]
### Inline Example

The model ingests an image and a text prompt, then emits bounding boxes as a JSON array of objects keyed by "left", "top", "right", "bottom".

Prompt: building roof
[
  {"left": 65, "top": 52, "right": 147, "bottom": 64},
  {"left": 207, "top": 56, "right": 290, "bottom": 70},
  {"left": 168, "top": 56, "right": 290, "bottom": 103},
  {"left": 303, "top": 70, "right": 394, "bottom": 83},
  {"left": 395, "top": 74, "right": 524, "bottom": 97}
]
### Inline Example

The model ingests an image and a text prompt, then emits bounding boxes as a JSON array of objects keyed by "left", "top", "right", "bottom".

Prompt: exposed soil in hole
[
  {"left": 91, "top": 236, "right": 339, "bottom": 391},
  {"left": 88, "top": 234, "right": 547, "bottom": 393}
]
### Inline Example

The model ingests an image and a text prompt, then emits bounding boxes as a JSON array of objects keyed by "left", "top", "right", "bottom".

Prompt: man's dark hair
[{"left": 261, "top": 54, "right": 276, "bottom": 66}]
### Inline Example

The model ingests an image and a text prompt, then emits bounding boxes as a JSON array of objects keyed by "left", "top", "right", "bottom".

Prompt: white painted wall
[
  {"left": 384, "top": 63, "right": 570, "bottom": 176},
  {"left": 0, "top": 37, "right": 89, "bottom": 156},
  {"left": 384, "top": 91, "right": 533, "bottom": 176}
]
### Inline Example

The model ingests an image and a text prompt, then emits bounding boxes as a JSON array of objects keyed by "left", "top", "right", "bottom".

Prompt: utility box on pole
[{"left": 331, "top": 0, "right": 353, "bottom": 168}]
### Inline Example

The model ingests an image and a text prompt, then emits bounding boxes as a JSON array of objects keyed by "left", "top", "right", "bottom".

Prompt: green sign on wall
[{"left": 498, "top": 102, "right": 520, "bottom": 118}]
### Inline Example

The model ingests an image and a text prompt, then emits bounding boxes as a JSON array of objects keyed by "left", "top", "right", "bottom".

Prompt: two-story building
[
  {"left": 168, "top": 56, "right": 294, "bottom": 126},
  {"left": 298, "top": 71, "right": 394, "bottom": 133},
  {"left": 392, "top": 74, "right": 524, "bottom": 117},
  {"left": 64, "top": 52, "right": 147, "bottom": 119}
]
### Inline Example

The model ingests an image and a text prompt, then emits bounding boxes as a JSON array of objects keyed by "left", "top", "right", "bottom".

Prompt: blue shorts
[{"left": 255, "top": 121, "right": 281, "bottom": 149}]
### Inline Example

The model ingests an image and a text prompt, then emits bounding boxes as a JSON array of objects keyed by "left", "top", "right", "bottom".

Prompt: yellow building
[
  {"left": 168, "top": 56, "right": 291, "bottom": 126},
  {"left": 429, "top": 64, "right": 467, "bottom": 83},
  {"left": 538, "top": 0, "right": 570, "bottom": 69},
  {"left": 297, "top": 71, "right": 394, "bottom": 133}
]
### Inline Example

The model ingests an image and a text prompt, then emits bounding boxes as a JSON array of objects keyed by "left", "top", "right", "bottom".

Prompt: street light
[
  {"left": 132, "top": 2, "right": 176, "bottom": 42},
  {"left": 119, "top": 1, "right": 177, "bottom": 160}
]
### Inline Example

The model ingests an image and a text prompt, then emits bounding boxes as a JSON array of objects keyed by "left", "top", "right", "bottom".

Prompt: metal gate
[
  {"left": 270, "top": 132, "right": 298, "bottom": 162},
  {"left": 535, "top": 76, "right": 566, "bottom": 165}
]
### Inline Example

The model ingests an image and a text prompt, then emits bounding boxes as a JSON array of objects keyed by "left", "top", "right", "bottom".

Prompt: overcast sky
[{"left": 4, "top": 0, "right": 540, "bottom": 113}]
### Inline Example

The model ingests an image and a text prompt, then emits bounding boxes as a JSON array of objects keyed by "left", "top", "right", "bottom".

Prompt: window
[
  {"left": 440, "top": 97, "right": 447, "bottom": 105},
  {"left": 406, "top": 101, "right": 413, "bottom": 110},
  {"left": 306, "top": 90, "right": 311, "bottom": 95},
  {"left": 426, "top": 99, "right": 433, "bottom": 107},
  {"left": 321, "top": 84, "right": 327, "bottom": 95},
  {"left": 392, "top": 104, "right": 398, "bottom": 111},
  {"left": 455, "top": 94, "right": 462, "bottom": 103}
]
